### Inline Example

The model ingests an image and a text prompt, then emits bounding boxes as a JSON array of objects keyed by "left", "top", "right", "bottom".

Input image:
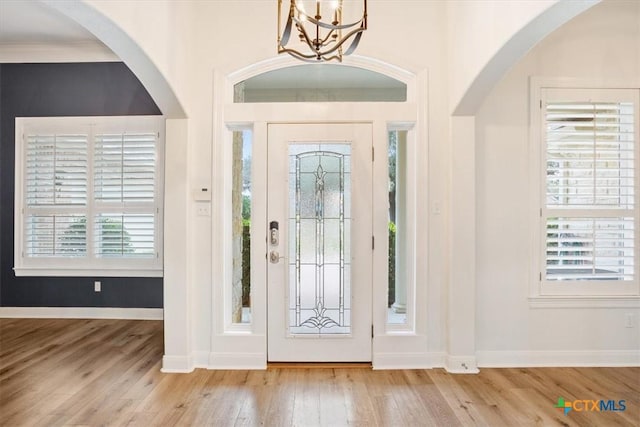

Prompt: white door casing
[
  {"left": 267, "top": 123, "right": 373, "bottom": 362},
  {"left": 213, "top": 73, "right": 424, "bottom": 370}
]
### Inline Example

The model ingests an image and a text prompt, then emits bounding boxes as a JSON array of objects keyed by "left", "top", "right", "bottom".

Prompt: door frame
[{"left": 209, "top": 60, "right": 429, "bottom": 370}]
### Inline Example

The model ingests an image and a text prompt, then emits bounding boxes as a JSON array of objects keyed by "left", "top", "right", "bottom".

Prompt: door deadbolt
[{"left": 269, "top": 221, "right": 279, "bottom": 246}]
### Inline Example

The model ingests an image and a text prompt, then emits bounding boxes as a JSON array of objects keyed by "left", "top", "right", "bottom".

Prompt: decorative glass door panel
[
  {"left": 267, "top": 123, "right": 372, "bottom": 362},
  {"left": 289, "top": 144, "right": 351, "bottom": 335}
]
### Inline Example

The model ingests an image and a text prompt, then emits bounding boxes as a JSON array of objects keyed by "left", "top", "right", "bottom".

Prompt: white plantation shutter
[
  {"left": 15, "top": 117, "right": 163, "bottom": 277},
  {"left": 25, "top": 133, "right": 88, "bottom": 206},
  {"left": 94, "top": 133, "right": 156, "bottom": 203},
  {"left": 94, "top": 131, "right": 158, "bottom": 259},
  {"left": 94, "top": 214, "right": 155, "bottom": 257},
  {"left": 545, "top": 217, "right": 634, "bottom": 281},
  {"left": 546, "top": 102, "right": 634, "bottom": 208},
  {"left": 24, "top": 133, "right": 88, "bottom": 256},
  {"left": 25, "top": 214, "right": 87, "bottom": 257},
  {"left": 543, "top": 90, "right": 637, "bottom": 283}
]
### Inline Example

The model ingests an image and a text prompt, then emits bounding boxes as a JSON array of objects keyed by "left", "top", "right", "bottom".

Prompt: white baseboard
[
  {"left": 477, "top": 350, "right": 640, "bottom": 367},
  {"left": 445, "top": 355, "right": 480, "bottom": 374},
  {"left": 193, "top": 351, "right": 210, "bottom": 369},
  {"left": 208, "top": 352, "right": 266, "bottom": 370},
  {"left": 161, "top": 355, "right": 194, "bottom": 373},
  {"left": 0, "top": 306, "right": 163, "bottom": 320},
  {"left": 373, "top": 352, "right": 446, "bottom": 369}
]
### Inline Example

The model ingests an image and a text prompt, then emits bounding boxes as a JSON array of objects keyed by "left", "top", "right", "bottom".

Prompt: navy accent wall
[{"left": 0, "top": 63, "right": 163, "bottom": 308}]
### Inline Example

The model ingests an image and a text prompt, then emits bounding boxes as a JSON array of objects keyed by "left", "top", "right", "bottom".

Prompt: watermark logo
[{"left": 554, "top": 397, "right": 626, "bottom": 416}]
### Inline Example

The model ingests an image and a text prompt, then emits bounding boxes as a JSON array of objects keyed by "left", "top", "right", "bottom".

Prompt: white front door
[{"left": 267, "top": 123, "right": 372, "bottom": 362}]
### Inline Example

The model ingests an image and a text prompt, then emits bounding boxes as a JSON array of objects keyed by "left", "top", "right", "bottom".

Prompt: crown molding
[{"left": 0, "top": 41, "right": 118, "bottom": 63}]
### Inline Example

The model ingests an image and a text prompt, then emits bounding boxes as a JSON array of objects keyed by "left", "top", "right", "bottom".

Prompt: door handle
[{"left": 269, "top": 250, "right": 284, "bottom": 264}]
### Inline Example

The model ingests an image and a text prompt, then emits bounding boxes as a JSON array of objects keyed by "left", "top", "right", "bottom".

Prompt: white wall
[
  {"left": 476, "top": 0, "right": 640, "bottom": 364},
  {"left": 447, "top": 0, "right": 557, "bottom": 112}
]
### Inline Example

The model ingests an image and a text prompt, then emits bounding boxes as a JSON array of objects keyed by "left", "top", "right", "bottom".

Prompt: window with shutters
[
  {"left": 14, "top": 116, "right": 164, "bottom": 277},
  {"left": 534, "top": 86, "right": 640, "bottom": 299}
]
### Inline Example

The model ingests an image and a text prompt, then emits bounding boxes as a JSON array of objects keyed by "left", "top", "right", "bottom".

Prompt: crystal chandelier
[{"left": 277, "top": 0, "right": 367, "bottom": 62}]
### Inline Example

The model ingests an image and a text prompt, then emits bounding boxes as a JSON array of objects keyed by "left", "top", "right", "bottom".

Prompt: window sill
[
  {"left": 528, "top": 296, "right": 640, "bottom": 309},
  {"left": 14, "top": 267, "right": 163, "bottom": 278}
]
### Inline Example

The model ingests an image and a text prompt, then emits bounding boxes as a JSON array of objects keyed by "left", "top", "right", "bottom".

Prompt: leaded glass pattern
[{"left": 289, "top": 144, "right": 351, "bottom": 335}]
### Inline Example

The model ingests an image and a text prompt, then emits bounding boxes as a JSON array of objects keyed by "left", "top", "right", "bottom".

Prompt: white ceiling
[{"left": 0, "top": 0, "right": 100, "bottom": 44}]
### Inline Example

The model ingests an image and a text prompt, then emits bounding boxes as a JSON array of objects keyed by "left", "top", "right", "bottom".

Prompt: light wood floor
[{"left": 0, "top": 319, "right": 638, "bottom": 426}]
